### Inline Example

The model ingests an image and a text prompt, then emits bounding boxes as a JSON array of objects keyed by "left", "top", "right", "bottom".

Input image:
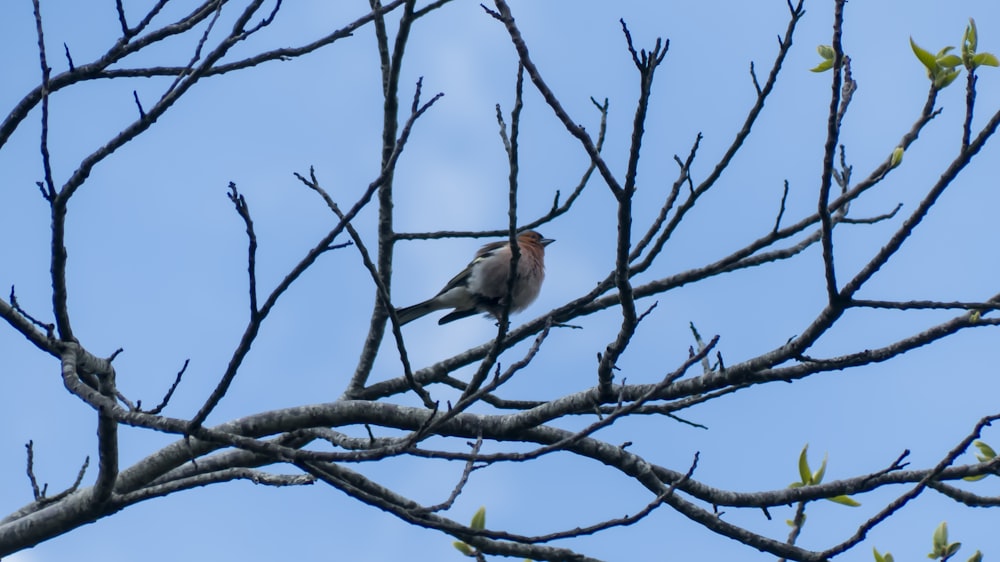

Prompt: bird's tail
[{"left": 395, "top": 299, "right": 444, "bottom": 325}]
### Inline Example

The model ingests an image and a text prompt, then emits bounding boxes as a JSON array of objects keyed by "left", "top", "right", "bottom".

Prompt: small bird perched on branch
[{"left": 396, "top": 230, "right": 554, "bottom": 325}]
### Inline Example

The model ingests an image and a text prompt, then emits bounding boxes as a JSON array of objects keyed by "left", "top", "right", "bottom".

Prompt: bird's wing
[{"left": 434, "top": 240, "right": 507, "bottom": 296}]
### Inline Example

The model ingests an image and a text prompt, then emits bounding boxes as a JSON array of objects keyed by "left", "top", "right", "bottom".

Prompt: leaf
[
  {"left": 966, "top": 18, "right": 979, "bottom": 53},
  {"left": 968, "top": 550, "right": 983, "bottom": 562},
  {"left": 936, "top": 45, "right": 956, "bottom": 58},
  {"left": 933, "top": 521, "right": 949, "bottom": 553},
  {"left": 945, "top": 542, "right": 963, "bottom": 558},
  {"left": 453, "top": 541, "right": 474, "bottom": 556},
  {"left": 973, "top": 52, "right": 1000, "bottom": 67},
  {"left": 935, "top": 69, "right": 960, "bottom": 88},
  {"left": 974, "top": 440, "right": 997, "bottom": 459},
  {"left": 874, "top": 548, "right": 895, "bottom": 562},
  {"left": 817, "top": 44, "right": 836, "bottom": 59},
  {"left": 890, "top": 146, "right": 904, "bottom": 168},
  {"left": 811, "top": 59, "right": 835, "bottom": 73},
  {"left": 938, "top": 54, "right": 963, "bottom": 68},
  {"left": 963, "top": 473, "right": 988, "bottom": 482},
  {"left": 911, "top": 37, "right": 940, "bottom": 76},
  {"left": 798, "top": 444, "right": 812, "bottom": 485},
  {"left": 813, "top": 453, "right": 828, "bottom": 484},
  {"left": 827, "top": 495, "right": 861, "bottom": 507},
  {"left": 470, "top": 506, "right": 486, "bottom": 530}
]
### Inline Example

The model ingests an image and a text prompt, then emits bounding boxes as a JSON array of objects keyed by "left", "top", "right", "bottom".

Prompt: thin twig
[
  {"left": 820, "top": 413, "right": 1000, "bottom": 559},
  {"left": 142, "top": 359, "right": 190, "bottom": 415},
  {"left": 227, "top": 183, "right": 258, "bottom": 317},
  {"left": 294, "top": 168, "right": 435, "bottom": 408}
]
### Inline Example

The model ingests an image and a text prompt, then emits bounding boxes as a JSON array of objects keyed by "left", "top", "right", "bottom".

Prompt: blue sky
[{"left": 3, "top": 1, "right": 1000, "bottom": 560}]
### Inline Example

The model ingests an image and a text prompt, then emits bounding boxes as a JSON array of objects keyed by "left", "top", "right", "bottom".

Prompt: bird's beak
[{"left": 541, "top": 237, "right": 555, "bottom": 247}]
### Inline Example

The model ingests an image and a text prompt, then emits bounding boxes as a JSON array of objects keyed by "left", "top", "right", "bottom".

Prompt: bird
[{"left": 395, "top": 230, "right": 554, "bottom": 325}]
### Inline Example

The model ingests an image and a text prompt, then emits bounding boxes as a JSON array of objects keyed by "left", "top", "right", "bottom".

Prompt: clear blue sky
[{"left": 3, "top": 1, "right": 1000, "bottom": 560}]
